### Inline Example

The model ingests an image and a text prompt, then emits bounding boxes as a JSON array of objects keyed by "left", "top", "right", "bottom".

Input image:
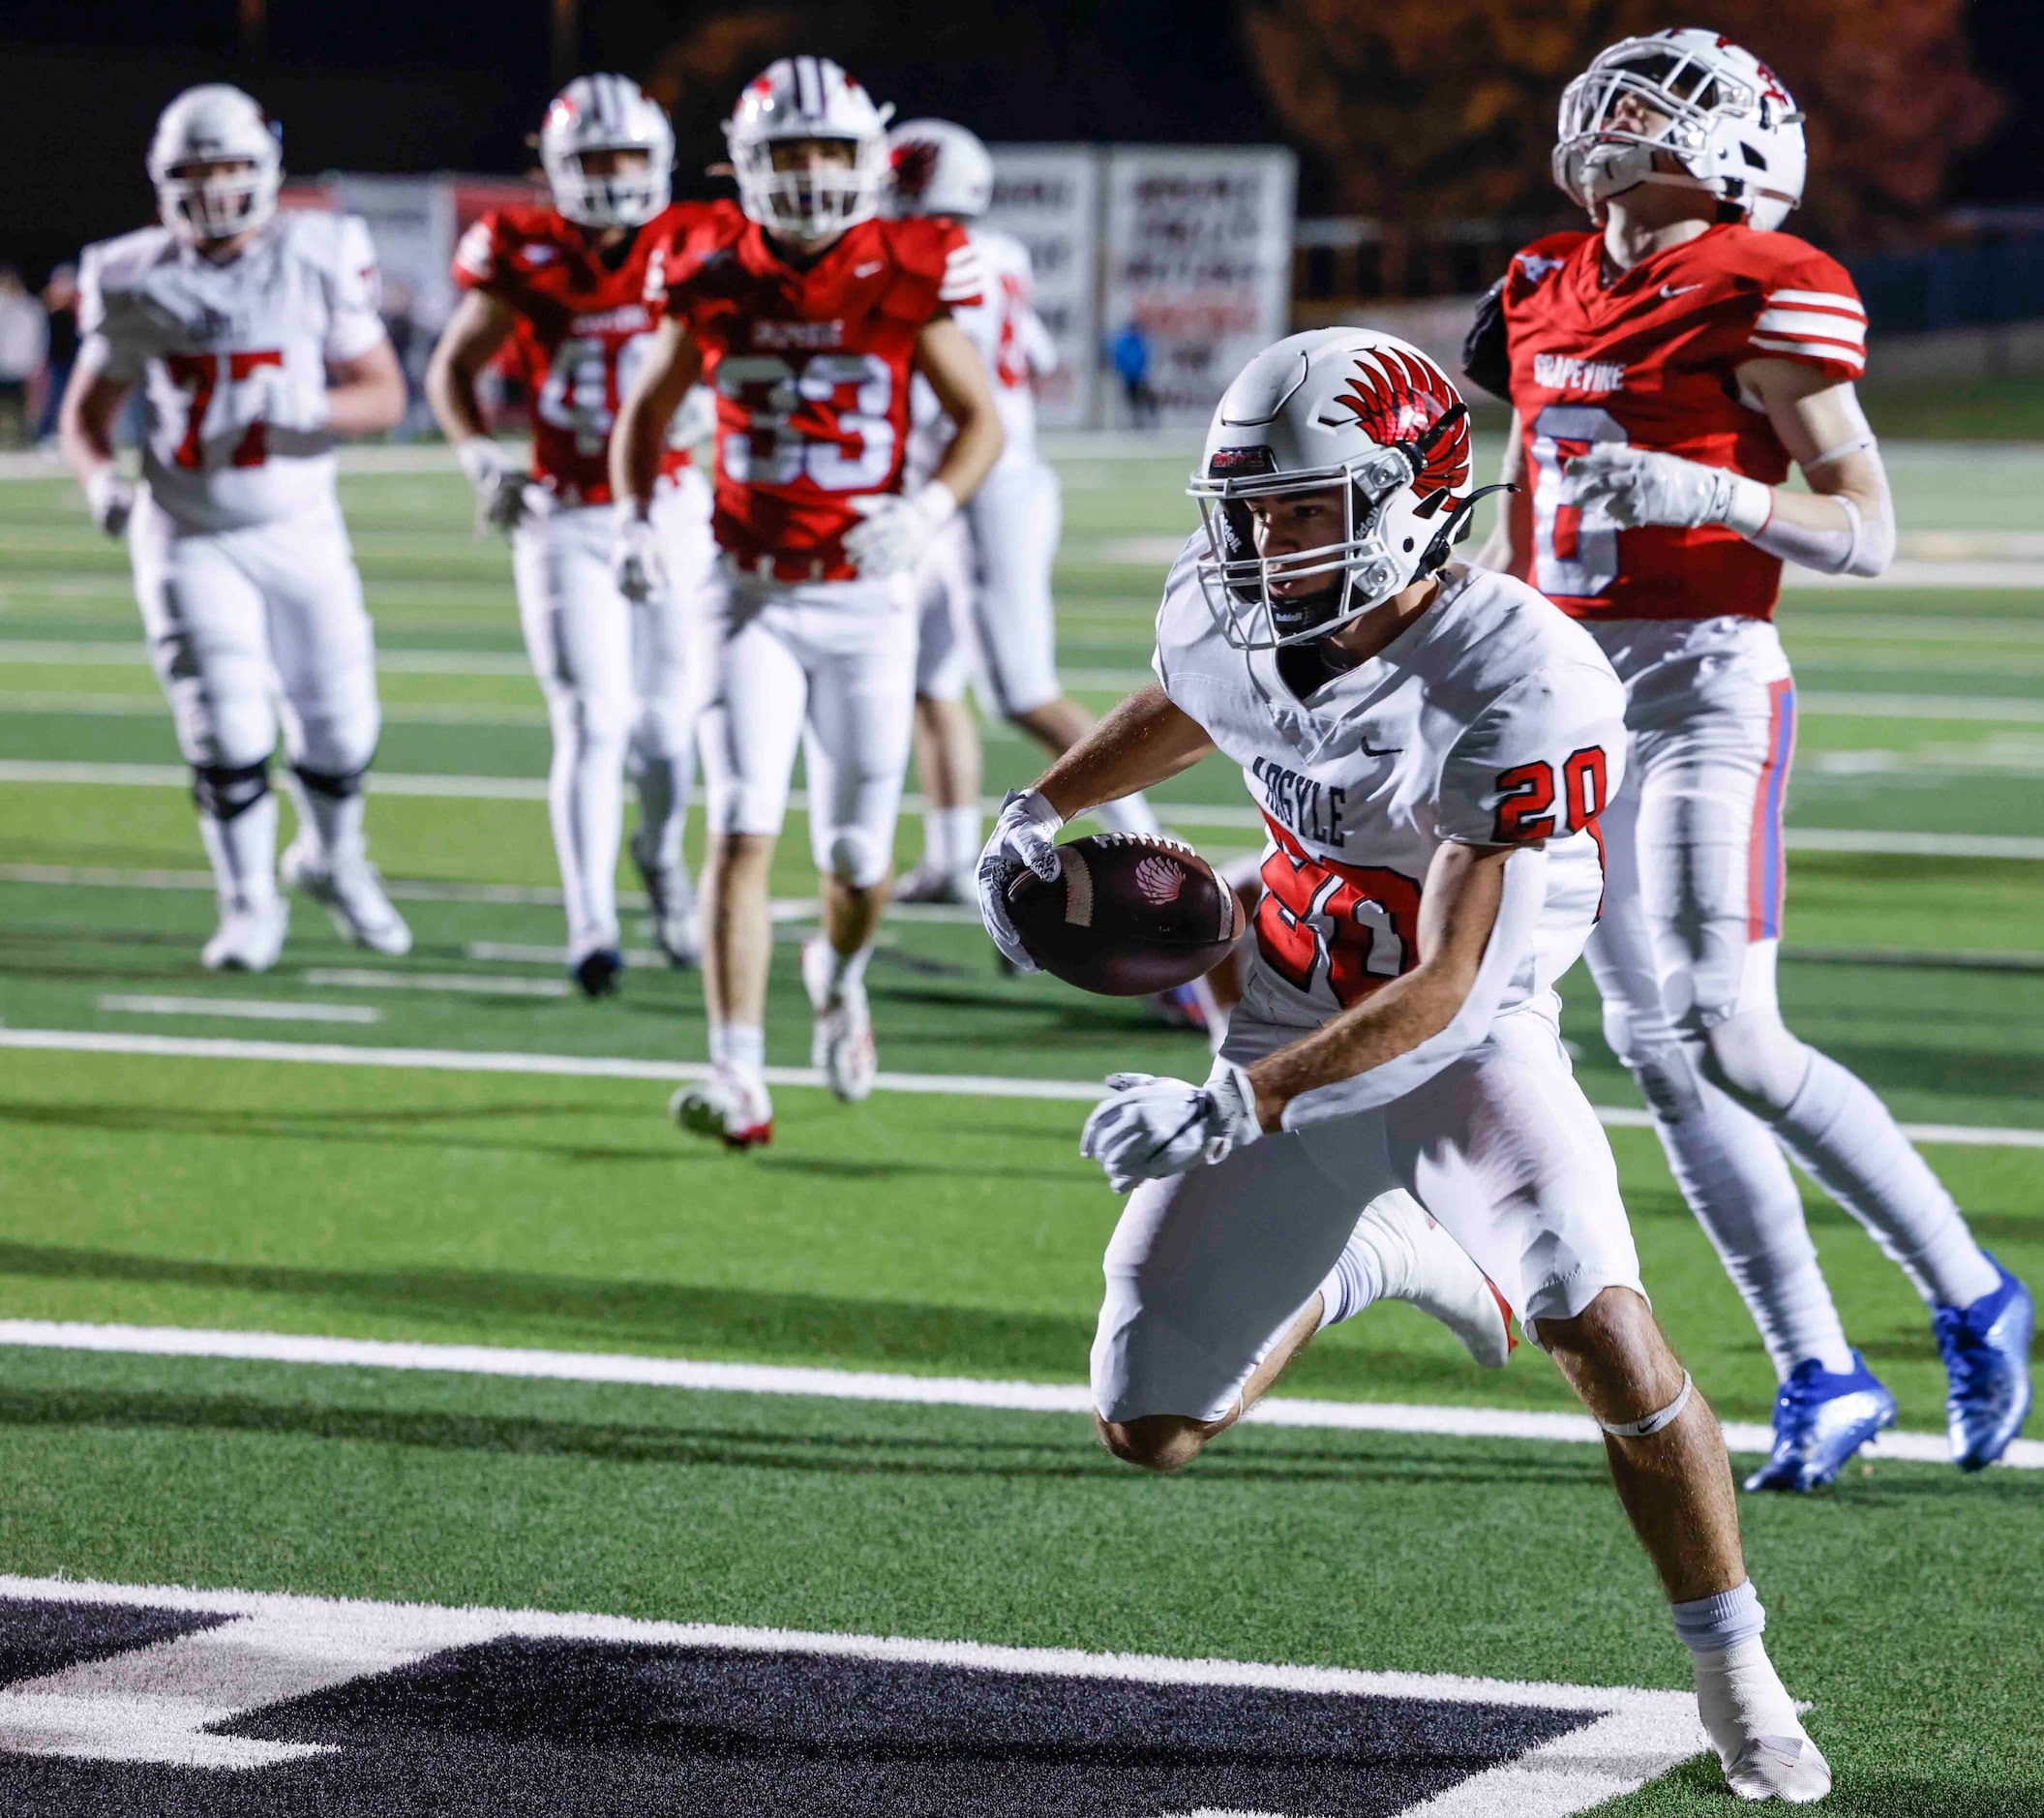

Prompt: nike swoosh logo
[
  {"left": 1659, "top": 282, "right": 1703, "bottom": 299},
  {"left": 855, "top": 260, "right": 884, "bottom": 278},
  {"left": 1360, "top": 740, "right": 1402, "bottom": 758}
]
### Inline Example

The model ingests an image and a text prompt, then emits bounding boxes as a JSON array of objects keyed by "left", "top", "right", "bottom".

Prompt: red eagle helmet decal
[
  {"left": 1333, "top": 346, "right": 1471, "bottom": 496},
  {"left": 889, "top": 137, "right": 940, "bottom": 200}
]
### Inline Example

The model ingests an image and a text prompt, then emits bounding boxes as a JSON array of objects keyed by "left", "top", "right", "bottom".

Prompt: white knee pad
[
  {"left": 553, "top": 687, "right": 632, "bottom": 759},
  {"left": 629, "top": 698, "right": 689, "bottom": 764},
  {"left": 1604, "top": 1005, "right": 1704, "bottom": 1123},
  {"left": 826, "top": 827, "right": 890, "bottom": 890},
  {"left": 1698, "top": 1011, "right": 1813, "bottom": 1117}
]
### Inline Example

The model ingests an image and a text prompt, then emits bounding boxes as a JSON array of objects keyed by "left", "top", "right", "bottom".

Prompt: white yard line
[
  {"left": 302, "top": 968, "right": 571, "bottom": 999},
  {"left": 3, "top": 1027, "right": 2043, "bottom": 1153},
  {"left": 96, "top": 994, "right": 381, "bottom": 1025},
  {"left": 0, "top": 1571, "right": 1708, "bottom": 1810},
  {"left": 7, "top": 756, "right": 2044, "bottom": 857},
  {"left": 0, "top": 1318, "right": 2034, "bottom": 1472}
]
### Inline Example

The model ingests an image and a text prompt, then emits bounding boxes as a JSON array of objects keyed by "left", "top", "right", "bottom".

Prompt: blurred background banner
[
  {"left": 978, "top": 145, "right": 1099, "bottom": 430},
  {"left": 1101, "top": 146, "right": 1298, "bottom": 428}
]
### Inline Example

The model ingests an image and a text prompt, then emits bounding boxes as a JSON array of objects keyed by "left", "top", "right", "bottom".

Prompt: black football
[{"left": 1005, "top": 833, "right": 1247, "bottom": 996}]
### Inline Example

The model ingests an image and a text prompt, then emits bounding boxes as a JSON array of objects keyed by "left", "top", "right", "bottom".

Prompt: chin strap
[{"left": 1423, "top": 483, "right": 1517, "bottom": 575}]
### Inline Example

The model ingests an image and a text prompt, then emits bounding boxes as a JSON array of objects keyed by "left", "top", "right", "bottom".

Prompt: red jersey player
[
  {"left": 1471, "top": 29, "right": 2030, "bottom": 1489},
  {"left": 428, "top": 75, "right": 716, "bottom": 997},
  {"left": 612, "top": 55, "right": 1003, "bottom": 1145}
]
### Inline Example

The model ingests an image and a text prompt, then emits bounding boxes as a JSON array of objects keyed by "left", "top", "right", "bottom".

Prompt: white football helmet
[
  {"left": 1188, "top": 329, "right": 1477, "bottom": 651},
  {"left": 1555, "top": 29, "right": 1807, "bottom": 232},
  {"left": 539, "top": 74, "right": 676, "bottom": 229},
  {"left": 147, "top": 84, "right": 283, "bottom": 245},
  {"left": 887, "top": 119, "right": 995, "bottom": 219},
  {"left": 725, "top": 55, "right": 893, "bottom": 246}
]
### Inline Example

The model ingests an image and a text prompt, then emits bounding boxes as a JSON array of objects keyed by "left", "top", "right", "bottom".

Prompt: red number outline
[
  {"left": 163, "top": 349, "right": 284, "bottom": 470},
  {"left": 1255, "top": 815, "right": 1423, "bottom": 1008}
]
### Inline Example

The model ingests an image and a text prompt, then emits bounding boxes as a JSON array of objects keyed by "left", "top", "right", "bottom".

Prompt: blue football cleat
[
  {"left": 1934, "top": 1253, "right": 2034, "bottom": 1471},
  {"left": 1743, "top": 1352, "right": 1898, "bottom": 1493}
]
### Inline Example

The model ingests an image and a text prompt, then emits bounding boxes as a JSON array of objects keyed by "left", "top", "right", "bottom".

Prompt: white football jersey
[
  {"left": 1153, "top": 540, "right": 1628, "bottom": 1035},
  {"left": 905, "top": 225, "right": 1053, "bottom": 486},
  {"left": 78, "top": 211, "right": 389, "bottom": 533}
]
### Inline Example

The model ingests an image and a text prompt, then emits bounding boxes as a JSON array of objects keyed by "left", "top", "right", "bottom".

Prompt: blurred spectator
[
  {"left": 36, "top": 264, "right": 79, "bottom": 447},
  {"left": 1110, "top": 320, "right": 1158, "bottom": 429},
  {"left": 0, "top": 267, "right": 49, "bottom": 448}
]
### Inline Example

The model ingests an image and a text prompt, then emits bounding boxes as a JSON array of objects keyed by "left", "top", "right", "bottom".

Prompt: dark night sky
[{"left": 5, "top": 0, "right": 2038, "bottom": 278}]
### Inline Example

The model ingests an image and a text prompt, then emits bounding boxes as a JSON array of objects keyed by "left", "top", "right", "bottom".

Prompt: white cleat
[
  {"left": 1696, "top": 1639, "right": 1833, "bottom": 1804},
  {"left": 631, "top": 830, "right": 701, "bottom": 968},
  {"left": 893, "top": 862, "right": 974, "bottom": 906},
  {"left": 670, "top": 1065, "right": 773, "bottom": 1150},
  {"left": 1358, "top": 1193, "right": 1517, "bottom": 1369},
  {"left": 282, "top": 836, "right": 411, "bottom": 956},
  {"left": 201, "top": 899, "right": 289, "bottom": 973},
  {"left": 802, "top": 935, "right": 877, "bottom": 1104}
]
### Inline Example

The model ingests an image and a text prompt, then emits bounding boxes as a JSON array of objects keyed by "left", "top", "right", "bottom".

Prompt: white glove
[
  {"left": 613, "top": 511, "right": 667, "bottom": 603},
  {"left": 456, "top": 437, "right": 530, "bottom": 535},
  {"left": 1079, "top": 1058, "right": 1263, "bottom": 1194},
  {"left": 84, "top": 468, "right": 134, "bottom": 538},
  {"left": 1567, "top": 444, "right": 1770, "bottom": 533},
  {"left": 843, "top": 480, "right": 957, "bottom": 580},
  {"left": 977, "top": 788, "right": 1064, "bottom": 971}
]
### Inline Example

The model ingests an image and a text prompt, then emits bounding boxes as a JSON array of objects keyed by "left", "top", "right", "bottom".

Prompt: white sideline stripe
[
  {"left": 1, "top": 1320, "right": 2036, "bottom": 1471},
  {"left": 8, "top": 756, "right": 2044, "bottom": 859},
  {"left": 97, "top": 994, "right": 382, "bottom": 1026},
  {"left": 0, "top": 1574, "right": 1709, "bottom": 1809},
  {"left": 6, "top": 1028, "right": 2044, "bottom": 1152}
]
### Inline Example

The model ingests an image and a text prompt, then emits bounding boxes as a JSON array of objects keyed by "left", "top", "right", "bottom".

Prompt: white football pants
[
  {"left": 1093, "top": 1004, "right": 1644, "bottom": 1425},
  {"left": 913, "top": 455, "right": 1064, "bottom": 718},
  {"left": 696, "top": 568, "right": 917, "bottom": 890},
  {"left": 1583, "top": 616, "right": 1995, "bottom": 1379},
  {"left": 512, "top": 477, "right": 712, "bottom": 956},
  {"left": 129, "top": 491, "right": 381, "bottom": 910}
]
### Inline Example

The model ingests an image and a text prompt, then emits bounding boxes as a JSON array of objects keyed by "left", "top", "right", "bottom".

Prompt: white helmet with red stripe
[
  {"left": 1555, "top": 30, "right": 1807, "bottom": 232},
  {"left": 886, "top": 119, "right": 995, "bottom": 219},
  {"left": 1188, "top": 329, "right": 1478, "bottom": 651},
  {"left": 726, "top": 55, "right": 894, "bottom": 247},
  {"left": 539, "top": 74, "right": 676, "bottom": 229}
]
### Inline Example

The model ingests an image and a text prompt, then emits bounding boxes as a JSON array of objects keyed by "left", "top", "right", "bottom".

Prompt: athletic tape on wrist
[{"left": 1600, "top": 1372, "right": 1693, "bottom": 1439}]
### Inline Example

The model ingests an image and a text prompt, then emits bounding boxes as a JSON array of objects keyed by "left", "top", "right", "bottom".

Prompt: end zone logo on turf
[{"left": 0, "top": 1577, "right": 1707, "bottom": 1816}]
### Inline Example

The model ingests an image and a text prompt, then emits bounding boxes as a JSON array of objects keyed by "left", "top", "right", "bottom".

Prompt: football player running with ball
[
  {"left": 981, "top": 330, "right": 1831, "bottom": 1804},
  {"left": 613, "top": 57, "right": 1003, "bottom": 1146},
  {"left": 61, "top": 84, "right": 411, "bottom": 971},
  {"left": 429, "top": 75, "right": 715, "bottom": 997},
  {"left": 1470, "top": 29, "right": 2031, "bottom": 1488}
]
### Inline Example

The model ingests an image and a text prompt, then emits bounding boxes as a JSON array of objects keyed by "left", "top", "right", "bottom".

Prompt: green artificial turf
[
  {"left": 0, "top": 1347, "right": 2035, "bottom": 1814},
  {"left": 1, "top": 442, "right": 2041, "bottom": 1810}
]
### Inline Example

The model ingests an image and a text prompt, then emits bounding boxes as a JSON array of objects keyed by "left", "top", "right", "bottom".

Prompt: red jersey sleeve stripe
[{"left": 1756, "top": 307, "right": 1866, "bottom": 346}]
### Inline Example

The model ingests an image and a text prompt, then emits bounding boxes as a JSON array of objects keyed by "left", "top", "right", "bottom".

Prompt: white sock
[
  {"left": 548, "top": 712, "right": 626, "bottom": 954},
  {"left": 938, "top": 804, "right": 980, "bottom": 873},
  {"left": 1775, "top": 1050, "right": 2000, "bottom": 1310},
  {"left": 1652, "top": 1087, "right": 1855, "bottom": 1379},
  {"left": 920, "top": 806, "right": 950, "bottom": 873},
  {"left": 710, "top": 1022, "right": 766, "bottom": 1074},
  {"left": 1097, "top": 792, "right": 1162, "bottom": 839},
  {"left": 1671, "top": 1580, "right": 1767, "bottom": 1657},
  {"left": 825, "top": 943, "right": 873, "bottom": 1000},
  {"left": 291, "top": 777, "right": 366, "bottom": 863},
  {"left": 1315, "top": 1194, "right": 1421, "bottom": 1330},
  {"left": 198, "top": 796, "right": 279, "bottom": 913}
]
